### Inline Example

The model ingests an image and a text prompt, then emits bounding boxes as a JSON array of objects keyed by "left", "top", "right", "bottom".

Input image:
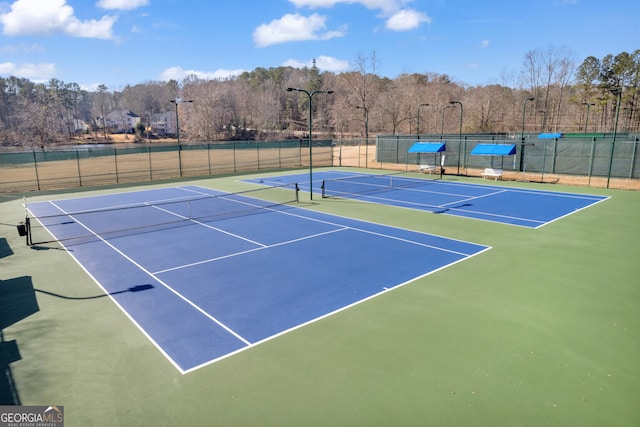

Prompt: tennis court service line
[
  {"left": 438, "top": 189, "right": 508, "bottom": 207},
  {"left": 149, "top": 202, "right": 268, "bottom": 248},
  {"left": 152, "top": 227, "right": 349, "bottom": 275},
  {"left": 335, "top": 189, "right": 546, "bottom": 227},
  {"left": 250, "top": 201, "right": 483, "bottom": 257},
  {"left": 46, "top": 200, "right": 253, "bottom": 349}
]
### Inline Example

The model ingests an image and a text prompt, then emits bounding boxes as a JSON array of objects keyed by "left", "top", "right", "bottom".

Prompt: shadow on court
[
  {"left": 0, "top": 276, "right": 40, "bottom": 405},
  {"left": 29, "top": 244, "right": 69, "bottom": 252},
  {"left": 34, "top": 284, "right": 154, "bottom": 300},
  {"left": 0, "top": 277, "right": 154, "bottom": 404},
  {"left": 0, "top": 238, "right": 13, "bottom": 259},
  {"left": 433, "top": 202, "right": 473, "bottom": 214}
]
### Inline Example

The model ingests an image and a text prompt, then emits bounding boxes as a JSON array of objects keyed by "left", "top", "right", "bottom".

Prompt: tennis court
[
  {"left": 247, "top": 171, "right": 609, "bottom": 228},
  {"left": 3, "top": 169, "right": 639, "bottom": 426},
  {"left": 25, "top": 184, "right": 489, "bottom": 373}
]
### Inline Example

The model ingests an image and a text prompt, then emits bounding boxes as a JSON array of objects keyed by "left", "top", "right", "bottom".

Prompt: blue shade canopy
[
  {"left": 408, "top": 142, "right": 446, "bottom": 153},
  {"left": 471, "top": 144, "right": 517, "bottom": 156},
  {"left": 538, "top": 133, "right": 563, "bottom": 139}
]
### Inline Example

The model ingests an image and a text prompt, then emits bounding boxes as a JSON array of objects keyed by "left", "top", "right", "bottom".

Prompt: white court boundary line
[
  {"left": 29, "top": 185, "right": 491, "bottom": 374},
  {"left": 312, "top": 172, "right": 610, "bottom": 228}
]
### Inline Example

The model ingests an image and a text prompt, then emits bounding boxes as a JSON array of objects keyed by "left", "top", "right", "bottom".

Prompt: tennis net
[
  {"left": 321, "top": 172, "right": 428, "bottom": 199},
  {"left": 24, "top": 183, "right": 299, "bottom": 246}
]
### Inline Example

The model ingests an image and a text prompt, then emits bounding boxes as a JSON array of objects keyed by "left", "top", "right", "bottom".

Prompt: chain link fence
[
  {"left": 1, "top": 140, "right": 333, "bottom": 193},
  {"left": 2, "top": 135, "right": 638, "bottom": 193},
  {"left": 372, "top": 133, "right": 639, "bottom": 189}
]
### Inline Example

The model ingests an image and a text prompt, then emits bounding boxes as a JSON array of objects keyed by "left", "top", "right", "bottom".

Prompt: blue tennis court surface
[
  {"left": 26, "top": 185, "right": 489, "bottom": 373},
  {"left": 246, "top": 171, "right": 609, "bottom": 228}
]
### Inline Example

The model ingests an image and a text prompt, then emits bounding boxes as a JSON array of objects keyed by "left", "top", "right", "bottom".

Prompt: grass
[{"left": 1, "top": 168, "right": 639, "bottom": 426}]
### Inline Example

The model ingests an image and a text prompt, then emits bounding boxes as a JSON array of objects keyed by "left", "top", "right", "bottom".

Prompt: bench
[
  {"left": 481, "top": 168, "right": 503, "bottom": 180},
  {"left": 418, "top": 164, "right": 436, "bottom": 174}
]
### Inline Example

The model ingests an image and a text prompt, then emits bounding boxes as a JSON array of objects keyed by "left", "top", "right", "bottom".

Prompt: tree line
[{"left": 1, "top": 48, "right": 638, "bottom": 147}]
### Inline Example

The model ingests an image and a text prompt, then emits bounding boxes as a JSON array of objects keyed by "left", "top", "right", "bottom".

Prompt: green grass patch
[{"left": 1, "top": 170, "right": 638, "bottom": 426}]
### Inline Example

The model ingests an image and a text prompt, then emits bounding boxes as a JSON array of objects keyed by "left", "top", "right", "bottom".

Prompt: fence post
[
  {"left": 76, "top": 149, "right": 82, "bottom": 186},
  {"left": 32, "top": 150, "right": 41, "bottom": 191},
  {"left": 552, "top": 138, "right": 558, "bottom": 173},
  {"left": 233, "top": 142, "right": 237, "bottom": 173},
  {"left": 628, "top": 139, "right": 637, "bottom": 179},
  {"left": 587, "top": 137, "right": 596, "bottom": 187},
  {"left": 148, "top": 145, "right": 153, "bottom": 181},
  {"left": 463, "top": 136, "right": 468, "bottom": 174},
  {"left": 114, "top": 147, "right": 119, "bottom": 184}
]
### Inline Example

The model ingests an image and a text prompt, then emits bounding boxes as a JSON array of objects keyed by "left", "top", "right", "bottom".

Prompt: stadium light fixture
[
  {"left": 440, "top": 105, "right": 453, "bottom": 139},
  {"left": 356, "top": 106, "right": 369, "bottom": 168},
  {"left": 520, "top": 97, "right": 535, "bottom": 172},
  {"left": 449, "top": 101, "right": 463, "bottom": 175},
  {"left": 285, "top": 88, "right": 334, "bottom": 200},
  {"left": 417, "top": 103, "right": 429, "bottom": 139},
  {"left": 170, "top": 97, "right": 194, "bottom": 177}
]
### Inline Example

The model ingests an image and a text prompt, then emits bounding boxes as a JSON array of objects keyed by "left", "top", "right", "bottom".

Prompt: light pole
[
  {"left": 170, "top": 97, "right": 193, "bottom": 177},
  {"left": 417, "top": 103, "right": 429, "bottom": 138},
  {"left": 450, "top": 101, "right": 463, "bottom": 174},
  {"left": 356, "top": 106, "right": 369, "bottom": 168},
  {"left": 520, "top": 97, "right": 535, "bottom": 172},
  {"left": 583, "top": 102, "right": 595, "bottom": 134},
  {"left": 607, "top": 88, "right": 622, "bottom": 188},
  {"left": 440, "top": 105, "right": 453, "bottom": 139},
  {"left": 285, "top": 87, "right": 334, "bottom": 200}
]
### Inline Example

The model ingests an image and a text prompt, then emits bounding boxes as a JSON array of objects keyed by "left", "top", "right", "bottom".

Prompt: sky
[{"left": 0, "top": 0, "right": 638, "bottom": 91}]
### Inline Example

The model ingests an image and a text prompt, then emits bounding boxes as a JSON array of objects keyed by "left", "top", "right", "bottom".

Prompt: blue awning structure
[
  {"left": 538, "top": 133, "right": 563, "bottom": 139},
  {"left": 470, "top": 144, "right": 517, "bottom": 156},
  {"left": 408, "top": 142, "right": 446, "bottom": 153}
]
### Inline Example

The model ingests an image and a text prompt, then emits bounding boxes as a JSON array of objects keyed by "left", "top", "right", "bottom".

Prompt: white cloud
[
  {"left": 159, "top": 66, "right": 247, "bottom": 82},
  {"left": 290, "top": 1, "right": 430, "bottom": 31},
  {"left": 289, "top": 0, "right": 406, "bottom": 13},
  {"left": 97, "top": 0, "right": 149, "bottom": 10},
  {"left": 481, "top": 39, "right": 490, "bottom": 48},
  {"left": 0, "top": 0, "right": 116, "bottom": 39},
  {"left": 385, "top": 9, "right": 430, "bottom": 31},
  {"left": 0, "top": 61, "right": 57, "bottom": 80},
  {"left": 282, "top": 55, "right": 350, "bottom": 72},
  {"left": 253, "top": 13, "right": 344, "bottom": 47},
  {"left": 0, "top": 43, "right": 45, "bottom": 54},
  {"left": 79, "top": 82, "right": 105, "bottom": 91}
]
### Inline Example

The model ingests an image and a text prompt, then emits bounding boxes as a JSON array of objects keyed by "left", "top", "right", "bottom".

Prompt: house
[
  {"left": 104, "top": 110, "right": 141, "bottom": 133},
  {"left": 72, "top": 118, "right": 89, "bottom": 133},
  {"left": 150, "top": 111, "right": 177, "bottom": 135},
  {"left": 56, "top": 113, "right": 89, "bottom": 134}
]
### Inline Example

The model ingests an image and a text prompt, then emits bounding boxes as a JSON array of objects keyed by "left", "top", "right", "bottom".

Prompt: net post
[
  {"left": 22, "top": 195, "right": 32, "bottom": 246},
  {"left": 295, "top": 183, "right": 300, "bottom": 203},
  {"left": 26, "top": 217, "right": 32, "bottom": 246},
  {"left": 321, "top": 180, "right": 326, "bottom": 198}
]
